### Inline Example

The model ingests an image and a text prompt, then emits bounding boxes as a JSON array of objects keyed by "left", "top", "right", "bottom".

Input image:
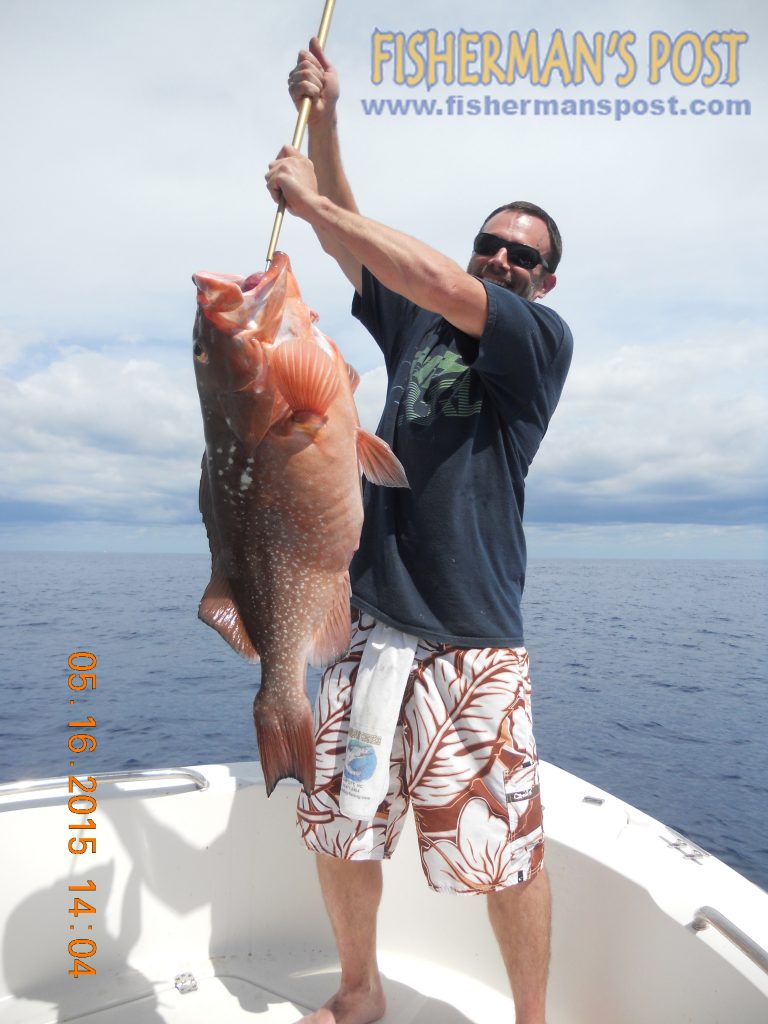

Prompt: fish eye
[{"left": 193, "top": 342, "right": 209, "bottom": 363}]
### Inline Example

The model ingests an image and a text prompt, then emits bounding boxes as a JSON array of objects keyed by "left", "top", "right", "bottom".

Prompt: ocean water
[{"left": 1, "top": 553, "right": 765, "bottom": 891}]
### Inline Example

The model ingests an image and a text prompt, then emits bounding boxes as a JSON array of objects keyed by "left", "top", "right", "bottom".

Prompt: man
[{"left": 265, "top": 38, "right": 572, "bottom": 1024}]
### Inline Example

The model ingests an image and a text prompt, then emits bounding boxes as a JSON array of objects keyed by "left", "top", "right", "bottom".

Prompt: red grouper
[{"left": 192, "top": 252, "right": 408, "bottom": 796}]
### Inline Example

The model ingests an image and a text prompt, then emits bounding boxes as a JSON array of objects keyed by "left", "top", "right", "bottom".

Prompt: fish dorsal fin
[
  {"left": 269, "top": 339, "right": 340, "bottom": 416},
  {"left": 198, "top": 455, "right": 259, "bottom": 662},
  {"left": 356, "top": 430, "right": 410, "bottom": 488},
  {"left": 198, "top": 564, "right": 260, "bottom": 663},
  {"left": 308, "top": 573, "right": 353, "bottom": 668}
]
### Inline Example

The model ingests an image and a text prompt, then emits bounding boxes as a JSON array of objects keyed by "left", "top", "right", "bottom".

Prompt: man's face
[{"left": 467, "top": 211, "right": 557, "bottom": 300}]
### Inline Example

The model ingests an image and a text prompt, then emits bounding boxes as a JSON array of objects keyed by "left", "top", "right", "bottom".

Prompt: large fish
[{"left": 192, "top": 252, "right": 407, "bottom": 796}]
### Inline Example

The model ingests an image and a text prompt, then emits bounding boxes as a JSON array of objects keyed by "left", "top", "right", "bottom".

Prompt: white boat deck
[
  {"left": 13, "top": 957, "right": 514, "bottom": 1023},
  {"left": 1, "top": 761, "right": 766, "bottom": 1023}
]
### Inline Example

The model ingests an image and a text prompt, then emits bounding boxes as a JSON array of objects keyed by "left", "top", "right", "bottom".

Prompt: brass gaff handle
[{"left": 265, "top": 0, "right": 337, "bottom": 267}]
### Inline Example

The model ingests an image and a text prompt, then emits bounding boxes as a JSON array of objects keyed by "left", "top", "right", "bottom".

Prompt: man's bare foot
[
  {"left": 298, "top": 1011, "right": 335, "bottom": 1024},
  {"left": 299, "top": 982, "right": 386, "bottom": 1024}
]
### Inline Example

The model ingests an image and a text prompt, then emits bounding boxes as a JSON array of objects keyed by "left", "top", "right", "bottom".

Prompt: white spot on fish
[{"left": 216, "top": 447, "right": 223, "bottom": 454}]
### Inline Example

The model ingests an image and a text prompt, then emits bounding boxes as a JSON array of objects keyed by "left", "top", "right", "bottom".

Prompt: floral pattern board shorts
[{"left": 296, "top": 613, "right": 544, "bottom": 894}]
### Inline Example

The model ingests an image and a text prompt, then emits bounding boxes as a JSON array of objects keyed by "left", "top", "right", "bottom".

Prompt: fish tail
[{"left": 253, "top": 693, "right": 316, "bottom": 797}]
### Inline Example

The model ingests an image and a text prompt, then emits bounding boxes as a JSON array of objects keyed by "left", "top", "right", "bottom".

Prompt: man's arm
[
  {"left": 266, "top": 148, "right": 489, "bottom": 339},
  {"left": 284, "top": 40, "right": 488, "bottom": 336},
  {"left": 288, "top": 39, "right": 363, "bottom": 292}
]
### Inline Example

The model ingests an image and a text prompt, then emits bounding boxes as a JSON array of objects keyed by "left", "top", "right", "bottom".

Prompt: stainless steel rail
[
  {"left": 691, "top": 905, "right": 768, "bottom": 974},
  {"left": 0, "top": 766, "right": 209, "bottom": 799}
]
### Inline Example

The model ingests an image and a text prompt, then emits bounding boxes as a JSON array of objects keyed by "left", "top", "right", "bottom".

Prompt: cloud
[
  {"left": 527, "top": 320, "right": 767, "bottom": 524},
  {"left": 1, "top": 345, "right": 202, "bottom": 523},
  {"left": 1, "top": 312, "right": 763, "bottom": 551},
  {"left": 525, "top": 522, "right": 767, "bottom": 560},
  {"left": 0, "top": 328, "right": 44, "bottom": 372},
  {"left": 355, "top": 366, "right": 388, "bottom": 432}
]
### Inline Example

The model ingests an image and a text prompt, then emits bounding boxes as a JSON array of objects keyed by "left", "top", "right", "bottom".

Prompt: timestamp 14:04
[{"left": 67, "top": 650, "right": 98, "bottom": 978}]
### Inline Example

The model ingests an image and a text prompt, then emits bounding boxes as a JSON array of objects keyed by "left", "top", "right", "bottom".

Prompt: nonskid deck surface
[
  {"left": 48, "top": 974, "right": 309, "bottom": 1023},
  {"left": 6, "top": 954, "right": 515, "bottom": 1024}
]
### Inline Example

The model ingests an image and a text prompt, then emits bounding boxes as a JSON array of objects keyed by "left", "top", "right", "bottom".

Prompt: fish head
[
  {"left": 192, "top": 254, "right": 300, "bottom": 450},
  {"left": 192, "top": 252, "right": 345, "bottom": 449},
  {"left": 193, "top": 252, "right": 304, "bottom": 340}
]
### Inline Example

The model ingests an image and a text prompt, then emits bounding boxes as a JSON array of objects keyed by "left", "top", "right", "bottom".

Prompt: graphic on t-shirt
[{"left": 400, "top": 346, "right": 482, "bottom": 426}]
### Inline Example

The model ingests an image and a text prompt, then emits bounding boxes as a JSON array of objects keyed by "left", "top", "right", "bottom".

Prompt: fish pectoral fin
[
  {"left": 198, "top": 565, "right": 260, "bottom": 663},
  {"left": 356, "top": 430, "right": 410, "bottom": 488},
  {"left": 308, "top": 573, "right": 353, "bottom": 668},
  {"left": 269, "top": 339, "right": 340, "bottom": 416}
]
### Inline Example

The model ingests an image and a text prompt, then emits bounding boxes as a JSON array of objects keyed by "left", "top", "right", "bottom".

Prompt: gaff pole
[{"left": 265, "top": 0, "right": 337, "bottom": 268}]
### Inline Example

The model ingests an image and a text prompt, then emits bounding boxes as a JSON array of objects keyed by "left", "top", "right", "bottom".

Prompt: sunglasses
[{"left": 473, "top": 232, "right": 550, "bottom": 272}]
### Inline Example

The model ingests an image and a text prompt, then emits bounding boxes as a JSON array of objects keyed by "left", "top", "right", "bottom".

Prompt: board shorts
[{"left": 296, "top": 612, "right": 544, "bottom": 894}]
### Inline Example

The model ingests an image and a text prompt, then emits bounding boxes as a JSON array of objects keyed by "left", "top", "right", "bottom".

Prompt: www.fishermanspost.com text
[{"left": 359, "top": 94, "right": 751, "bottom": 122}]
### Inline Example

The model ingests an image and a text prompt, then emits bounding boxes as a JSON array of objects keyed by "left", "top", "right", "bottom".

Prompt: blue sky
[{"left": 0, "top": 0, "right": 765, "bottom": 559}]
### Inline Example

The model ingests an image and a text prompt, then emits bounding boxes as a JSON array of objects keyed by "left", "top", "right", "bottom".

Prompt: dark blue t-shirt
[{"left": 350, "top": 268, "right": 573, "bottom": 647}]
